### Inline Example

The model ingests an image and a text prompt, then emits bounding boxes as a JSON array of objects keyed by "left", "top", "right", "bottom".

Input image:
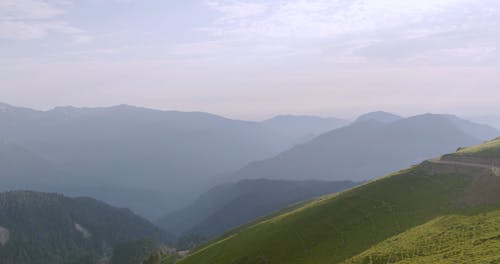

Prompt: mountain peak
[
  {"left": 0, "top": 102, "right": 13, "bottom": 108},
  {"left": 266, "top": 115, "right": 339, "bottom": 121},
  {"left": 0, "top": 102, "right": 16, "bottom": 112},
  {"left": 0, "top": 102, "right": 39, "bottom": 114},
  {"left": 355, "top": 111, "right": 402, "bottom": 123},
  {"left": 51, "top": 105, "right": 80, "bottom": 111}
]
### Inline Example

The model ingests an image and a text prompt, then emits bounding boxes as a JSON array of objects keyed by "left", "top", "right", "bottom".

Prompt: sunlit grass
[
  {"left": 345, "top": 209, "right": 500, "bottom": 264},
  {"left": 179, "top": 168, "right": 473, "bottom": 264},
  {"left": 179, "top": 139, "right": 500, "bottom": 264},
  {"left": 455, "top": 137, "right": 500, "bottom": 157}
]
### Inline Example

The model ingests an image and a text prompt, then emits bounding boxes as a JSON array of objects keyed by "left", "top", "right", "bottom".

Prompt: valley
[
  {"left": 2, "top": 1, "right": 499, "bottom": 263},
  {"left": 1, "top": 104, "right": 499, "bottom": 264}
]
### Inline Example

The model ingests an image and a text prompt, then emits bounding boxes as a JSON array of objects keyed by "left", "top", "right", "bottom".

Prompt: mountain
[
  {"left": 470, "top": 115, "right": 500, "bottom": 130},
  {"left": 109, "top": 239, "right": 158, "bottom": 264},
  {"left": 179, "top": 138, "right": 500, "bottom": 264},
  {"left": 445, "top": 114, "right": 500, "bottom": 141},
  {"left": 355, "top": 111, "right": 403, "bottom": 123},
  {"left": 232, "top": 114, "right": 498, "bottom": 182},
  {"left": 261, "top": 115, "right": 348, "bottom": 144},
  {"left": 0, "top": 191, "right": 171, "bottom": 264},
  {"left": 156, "top": 179, "right": 359, "bottom": 241},
  {"left": 0, "top": 103, "right": 298, "bottom": 218},
  {"left": 0, "top": 140, "right": 62, "bottom": 190}
]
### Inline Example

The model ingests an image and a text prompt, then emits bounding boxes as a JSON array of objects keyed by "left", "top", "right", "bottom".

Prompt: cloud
[
  {"left": 0, "top": 0, "right": 90, "bottom": 42},
  {"left": 0, "top": 0, "right": 66, "bottom": 20},
  {"left": 204, "top": 0, "right": 477, "bottom": 39},
  {"left": 74, "top": 34, "right": 93, "bottom": 44},
  {"left": 0, "top": 20, "right": 82, "bottom": 40},
  {"left": 200, "top": 0, "right": 500, "bottom": 65},
  {"left": 205, "top": 0, "right": 269, "bottom": 22}
]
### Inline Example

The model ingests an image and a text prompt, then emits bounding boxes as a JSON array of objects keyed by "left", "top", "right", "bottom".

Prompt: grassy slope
[
  {"left": 180, "top": 139, "right": 500, "bottom": 264},
  {"left": 180, "top": 168, "right": 473, "bottom": 264},
  {"left": 345, "top": 209, "right": 500, "bottom": 264},
  {"left": 455, "top": 137, "right": 500, "bottom": 157}
]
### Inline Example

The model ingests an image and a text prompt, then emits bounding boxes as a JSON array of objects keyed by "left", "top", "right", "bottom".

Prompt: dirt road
[{"left": 430, "top": 158, "right": 500, "bottom": 176}]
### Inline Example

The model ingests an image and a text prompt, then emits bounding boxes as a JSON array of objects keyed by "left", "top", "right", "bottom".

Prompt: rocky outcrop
[{"left": 0, "top": 226, "right": 9, "bottom": 246}]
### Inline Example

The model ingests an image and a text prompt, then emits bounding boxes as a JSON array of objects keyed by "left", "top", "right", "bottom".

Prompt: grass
[
  {"left": 179, "top": 168, "right": 473, "bottom": 264},
  {"left": 179, "top": 140, "right": 500, "bottom": 264},
  {"left": 454, "top": 137, "right": 500, "bottom": 157},
  {"left": 344, "top": 209, "right": 500, "bottom": 264}
]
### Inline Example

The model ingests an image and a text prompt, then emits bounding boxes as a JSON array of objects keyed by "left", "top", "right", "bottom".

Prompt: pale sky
[{"left": 1, "top": 0, "right": 499, "bottom": 120}]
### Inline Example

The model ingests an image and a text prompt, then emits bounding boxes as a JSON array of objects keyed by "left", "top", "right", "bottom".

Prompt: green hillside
[
  {"left": 179, "top": 138, "right": 500, "bottom": 264},
  {"left": 455, "top": 137, "right": 500, "bottom": 157},
  {"left": 345, "top": 209, "right": 500, "bottom": 263},
  {"left": 110, "top": 238, "right": 158, "bottom": 264},
  {"left": 158, "top": 179, "right": 358, "bottom": 242},
  {"left": 0, "top": 191, "right": 171, "bottom": 264}
]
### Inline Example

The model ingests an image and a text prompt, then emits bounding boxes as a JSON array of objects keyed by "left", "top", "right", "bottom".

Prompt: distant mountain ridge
[
  {"left": 355, "top": 111, "right": 403, "bottom": 123},
  {"left": 156, "top": 179, "right": 359, "bottom": 242},
  {"left": 231, "top": 113, "right": 499, "bottom": 182},
  {"left": 0, "top": 103, "right": 306, "bottom": 218},
  {"left": 1, "top": 102, "right": 498, "bottom": 222},
  {"left": 0, "top": 140, "right": 62, "bottom": 189},
  {"left": 444, "top": 114, "right": 500, "bottom": 141},
  {"left": 471, "top": 116, "right": 500, "bottom": 130},
  {"left": 261, "top": 115, "right": 349, "bottom": 144}
]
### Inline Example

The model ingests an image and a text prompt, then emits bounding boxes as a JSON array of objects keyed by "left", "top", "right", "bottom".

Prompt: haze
[
  {"left": 1, "top": 0, "right": 500, "bottom": 119},
  {"left": 3, "top": 2, "right": 500, "bottom": 263}
]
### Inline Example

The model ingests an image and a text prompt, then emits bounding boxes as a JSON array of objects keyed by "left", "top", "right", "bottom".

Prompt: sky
[{"left": 0, "top": 0, "right": 499, "bottom": 120}]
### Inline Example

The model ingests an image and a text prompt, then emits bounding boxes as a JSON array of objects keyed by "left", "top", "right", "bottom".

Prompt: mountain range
[
  {"left": 0, "top": 103, "right": 335, "bottom": 218},
  {"left": 471, "top": 115, "right": 500, "bottom": 130},
  {"left": 1, "top": 102, "right": 500, "bottom": 263},
  {"left": 180, "top": 137, "right": 500, "bottom": 264},
  {"left": 1, "top": 103, "right": 498, "bottom": 223},
  {"left": 261, "top": 115, "right": 348, "bottom": 144},
  {"left": 0, "top": 140, "right": 61, "bottom": 189},
  {"left": 231, "top": 113, "right": 498, "bottom": 182}
]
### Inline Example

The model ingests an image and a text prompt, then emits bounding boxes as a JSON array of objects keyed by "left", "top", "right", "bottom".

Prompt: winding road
[{"left": 429, "top": 158, "right": 500, "bottom": 176}]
